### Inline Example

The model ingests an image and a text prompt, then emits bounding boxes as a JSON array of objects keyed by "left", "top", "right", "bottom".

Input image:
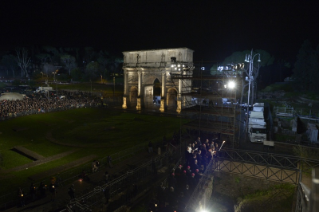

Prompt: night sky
[{"left": 1, "top": 1, "right": 318, "bottom": 63}]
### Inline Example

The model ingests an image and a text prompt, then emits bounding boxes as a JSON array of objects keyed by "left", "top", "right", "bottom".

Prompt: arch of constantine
[{"left": 121, "top": 48, "right": 194, "bottom": 113}]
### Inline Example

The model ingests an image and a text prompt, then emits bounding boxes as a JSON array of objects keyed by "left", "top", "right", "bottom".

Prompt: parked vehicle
[{"left": 34, "top": 87, "right": 53, "bottom": 93}]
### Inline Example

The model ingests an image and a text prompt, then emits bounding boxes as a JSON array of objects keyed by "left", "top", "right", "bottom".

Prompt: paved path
[
  {"left": 1, "top": 150, "right": 78, "bottom": 174},
  {"left": 13, "top": 146, "right": 45, "bottom": 160}
]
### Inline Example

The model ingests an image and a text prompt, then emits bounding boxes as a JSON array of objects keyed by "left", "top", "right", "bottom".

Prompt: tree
[
  {"left": 16, "top": 48, "right": 31, "bottom": 78},
  {"left": 1, "top": 54, "right": 18, "bottom": 77},
  {"left": 61, "top": 54, "right": 77, "bottom": 75},
  {"left": 83, "top": 47, "right": 96, "bottom": 63},
  {"left": 292, "top": 40, "right": 314, "bottom": 91},
  {"left": 85, "top": 61, "right": 99, "bottom": 80},
  {"left": 97, "top": 50, "right": 110, "bottom": 79},
  {"left": 43, "top": 63, "right": 56, "bottom": 76},
  {"left": 70, "top": 68, "right": 82, "bottom": 81}
]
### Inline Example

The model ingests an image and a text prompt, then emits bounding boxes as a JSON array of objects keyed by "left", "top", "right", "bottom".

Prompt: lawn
[{"left": 0, "top": 108, "right": 187, "bottom": 195}]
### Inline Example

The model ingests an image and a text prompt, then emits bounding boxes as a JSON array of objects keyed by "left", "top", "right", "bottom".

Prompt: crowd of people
[
  {"left": 149, "top": 136, "right": 221, "bottom": 211},
  {"left": 0, "top": 91, "right": 101, "bottom": 119}
]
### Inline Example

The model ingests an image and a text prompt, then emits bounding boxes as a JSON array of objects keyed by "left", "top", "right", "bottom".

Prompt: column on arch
[
  {"left": 122, "top": 69, "right": 128, "bottom": 109},
  {"left": 136, "top": 70, "right": 142, "bottom": 110},
  {"left": 176, "top": 79, "right": 182, "bottom": 113},
  {"left": 159, "top": 70, "right": 166, "bottom": 112}
]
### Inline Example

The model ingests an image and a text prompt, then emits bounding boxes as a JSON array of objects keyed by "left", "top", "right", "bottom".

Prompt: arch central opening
[
  {"left": 167, "top": 88, "right": 177, "bottom": 110},
  {"left": 153, "top": 78, "right": 161, "bottom": 106},
  {"left": 130, "top": 87, "right": 138, "bottom": 107}
]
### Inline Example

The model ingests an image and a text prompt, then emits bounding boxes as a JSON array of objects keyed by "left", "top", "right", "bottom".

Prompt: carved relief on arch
[
  {"left": 127, "top": 73, "right": 138, "bottom": 83},
  {"left": 143, "top": 74, "right": 162, "bottom": 85}
]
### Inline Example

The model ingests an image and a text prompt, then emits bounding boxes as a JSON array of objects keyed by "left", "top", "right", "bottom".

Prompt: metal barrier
[
  {"left": 0, "top": 140, "right": 147, "bottom": 210},
  {"left": 218, "top": 148, "right": 319, "bottom": 174},
  {"left": 66, "top": 151, "right": 175, "bottom": 211},
  {"left": 295, "top": 168, "right": 319, "bottom": 212}
]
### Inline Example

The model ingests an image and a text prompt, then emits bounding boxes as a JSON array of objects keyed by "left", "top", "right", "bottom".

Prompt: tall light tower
[{"left": 244, "top": 49, "right": 261, "bottom": 110}]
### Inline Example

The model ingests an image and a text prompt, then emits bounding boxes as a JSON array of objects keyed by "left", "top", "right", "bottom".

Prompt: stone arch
[
  {"left": 167, "top": 87, "right": 177, "bottom": 110},
  {"left": 130, "top": 86, "right": 138, "bottom": 107}
]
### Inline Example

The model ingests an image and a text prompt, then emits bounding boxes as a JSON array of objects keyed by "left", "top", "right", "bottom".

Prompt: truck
[
  {"left": 249, "top": 119, "right": 267, "bottom": 143},
  {"left": 248, "top": 103, "right": 268, "bottom": 143},
  {"left": 34, "top": 87, "right": 53, "bottom": 93}
]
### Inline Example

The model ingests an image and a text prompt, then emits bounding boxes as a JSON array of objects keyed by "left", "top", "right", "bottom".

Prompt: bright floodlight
[{"left": 227, "top": 81, "right": 235, "bottom": 89}]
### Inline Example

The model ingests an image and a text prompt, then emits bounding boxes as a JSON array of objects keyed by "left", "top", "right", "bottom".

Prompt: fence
[
  {"left": 0, "top": 129, "right": 189, "bottom": 211},
  {"left": 295, "top": 168, "right": 319, "bottom": 212},
  {"left": 65, "top": 151, "right": 182, "bottom": 212},
  {"left": 0, "top": 140, "right": 148, "bottom": 210}
]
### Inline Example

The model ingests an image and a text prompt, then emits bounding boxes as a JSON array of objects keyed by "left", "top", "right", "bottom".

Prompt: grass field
[{"left": 0, "top": 108, "right": 187, "bottom": 195}]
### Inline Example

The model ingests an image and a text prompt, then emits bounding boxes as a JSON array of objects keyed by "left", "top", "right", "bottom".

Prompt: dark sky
[{"left": 1, "top": 1, "right": 318, "bottom": 63}]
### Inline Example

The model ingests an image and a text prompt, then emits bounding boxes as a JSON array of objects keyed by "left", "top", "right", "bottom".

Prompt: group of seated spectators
[
  {"left": 0, "top": 91, "right": 100, "bottom": 119},
  {"left": 149, "top": 137, "right": 221, "bottom": 211}
]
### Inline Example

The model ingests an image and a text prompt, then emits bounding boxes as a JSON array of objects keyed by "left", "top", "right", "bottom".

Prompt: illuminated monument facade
[{"left": 122, "top": 48, "right": 194, "bottom": 113}]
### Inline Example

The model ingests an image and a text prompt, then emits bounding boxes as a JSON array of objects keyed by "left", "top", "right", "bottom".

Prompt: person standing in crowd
[
  {"left": 103, "top": 186, "right": 110, "bottom": 203},
  {"left": 92, "top": 160, "right": 97, "bottom": 173},
  {"left": 186, "top": 166, "right": 192, "bottom": 177},
  {"left": 95, "top": 160, "right": 100, "bottom": 171},
  {"left": 215, "top": 143, "right": 219, "bottom": 151},
  {"left": 18, "top": 187, "right": 25, "bottom": 207},
  {"left": 192, "top": 159, "right": 199, "bottom": 171},
  {"left": 175, "top": 165, "right": 182, "bottom": 180},
  {"left": 196, "top": 137, "right": 201, "bottom": 145},
  {"left": 205, "top": 139, "right": 210, "bottom": 149},
  {"left": 180, "top": 170, "right": 188, "bottom": 191},
  {"left": 188, "top": 173, "right": 197, "bottom": 191},
  {"left": 107, "top": 155, "right": 113, "bottom": 168},
  {"left": 68, "top": 184, "right": 75, "bottom": 200},
  {"left": 167, "top": 187, "right": 177, "bottom": 210},
  {"left": 29, "top": 183, "right": 37, "bottom": 201},
  {"left": 105, "top": 170, "right": 109, "bottom": 183},
  {"left": 38, "top": 181, "right": 46, "bottom": 198},
  {"left": 194, "top": 141, "right": 199, "bottom": 150},
  {"left": 195, "top": 169, "right": 201, "bottom": 182},
  {"left": 168, "top": 173, "right": 177, "bottom": 189},
  {"left": 197, "top": 150, "right": 202, "bottom": 168},
  {"left": 148, "top": 141, "right": 153, "bottom": 153},
  {"left": 49, "top": 182, "right": 57, "bottom": 201},
  {"left": 211, "top": 141, "right": 215, "bottom": 149}
]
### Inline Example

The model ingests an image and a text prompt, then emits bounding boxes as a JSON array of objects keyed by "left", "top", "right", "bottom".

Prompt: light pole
[
  {"left": 113, "top": 75, "right": 115, "bottom": 101},
  {"left": 224, "top": 80, "right": 236, "bottom": 148},
  {"left": 244, "top": 50, "right": 261, "bottom": 132},
  {"left": 90, "top": 79, "right": 92, "bottom": 95},
  {"left": 245, "top": 50, "right": 261, "bottom": 108}
]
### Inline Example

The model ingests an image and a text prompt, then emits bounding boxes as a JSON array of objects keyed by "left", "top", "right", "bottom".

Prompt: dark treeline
[
  {"left": 0, "top": 46, "right": 123, "bottom": 82},
  {"left": 292, "top": 40, "right": 319, "bottom": 92}
]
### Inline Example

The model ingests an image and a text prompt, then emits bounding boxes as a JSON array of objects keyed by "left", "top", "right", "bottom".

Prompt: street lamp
[
  {"left": 113, "top": 75, "right": 115, "bottom": 101},
  {"left": 52, "top": 70, "right": 58, "bottom": 82},
  {"left": 245, "top": 50, "right": 261, "bottom": 109},
  {"left": 224, "top": 81, "right": 236, "bottom": 89},
  {"left": 244, "top": 50, "right": 261, "bottom": 132}
]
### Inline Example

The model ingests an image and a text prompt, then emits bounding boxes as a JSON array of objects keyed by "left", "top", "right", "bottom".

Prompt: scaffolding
[{"left": 170, "top": 71, "right": 242, "bottom": 148}]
